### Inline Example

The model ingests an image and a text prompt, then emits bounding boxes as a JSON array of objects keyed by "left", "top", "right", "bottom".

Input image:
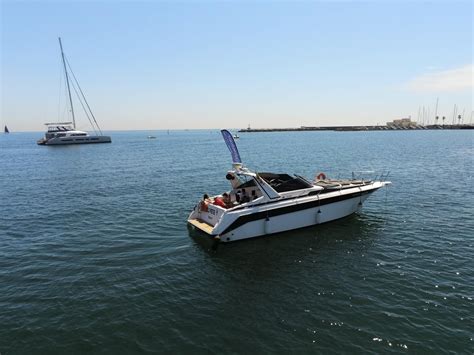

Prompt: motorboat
[
  {"left": 37, "top": 37, "right": 111, "bottom": 146},
  {"left": 188, "top": 130, "right": 391, "bottom": 243}
]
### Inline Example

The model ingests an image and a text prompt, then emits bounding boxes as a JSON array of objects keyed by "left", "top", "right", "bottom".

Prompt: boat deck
[
  {"left": 315, "top": 179, "right": 370, "bottom": 190},
  {"left": 188, "top": 218, "right": 214, "bottom": 235}
]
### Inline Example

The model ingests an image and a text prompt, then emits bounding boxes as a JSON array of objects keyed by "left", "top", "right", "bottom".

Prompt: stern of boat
[{"left": 187, "top": 203, "right": 226, "bottom": 237}]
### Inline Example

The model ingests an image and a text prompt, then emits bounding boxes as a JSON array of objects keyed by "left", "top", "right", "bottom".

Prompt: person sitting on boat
[
  {"left": 222, "top": 192, "right": 233, "bottom": 207},
  {"left": 200, "top": 194, "right": 211, "bottom": 212},
  {"left": 213, "top": 192, "right": 231, "bottom": 208},
  {"left": 240, "top": 190, "right": 250, "bottom": 203}
]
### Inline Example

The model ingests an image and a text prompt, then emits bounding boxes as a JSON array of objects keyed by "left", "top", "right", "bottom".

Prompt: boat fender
[{"left": 316, "top": 172, "right": 326, "bottom": 180}]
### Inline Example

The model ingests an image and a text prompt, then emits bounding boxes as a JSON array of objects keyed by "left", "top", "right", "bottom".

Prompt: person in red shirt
[{"left": 213, "top": 192, "right": 231, "bottom": 208}]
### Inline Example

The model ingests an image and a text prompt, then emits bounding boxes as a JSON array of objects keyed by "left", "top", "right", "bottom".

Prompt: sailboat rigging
[{"left": 37, "top": 37, "right": 111, "bottom": 145}]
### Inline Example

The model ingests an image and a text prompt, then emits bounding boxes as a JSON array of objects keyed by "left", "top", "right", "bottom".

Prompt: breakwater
[{"left": 239, "top": 124, "right": 474, "bottom": 132}]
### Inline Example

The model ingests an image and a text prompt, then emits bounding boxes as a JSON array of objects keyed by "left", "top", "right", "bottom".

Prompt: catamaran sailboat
[
  {"left": 37, "top": 121, "right": 111, "bottom": 145},
  {"left": 37, "top": 38, "right": 111, "bottom": 146},
  {"left": 188, "top": 130, "right": 391, "bottom": 243}
]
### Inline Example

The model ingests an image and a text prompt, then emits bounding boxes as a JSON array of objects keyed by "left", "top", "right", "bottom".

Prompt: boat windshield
[
  {"left": 234, "top": 174, "right": 256, "bottom": 189},
  {"left": 258, "top": 172, "right": 313, "bottom": 192},
  {"left": 47, "top": 125, "right": 73, "bottom": 132}
]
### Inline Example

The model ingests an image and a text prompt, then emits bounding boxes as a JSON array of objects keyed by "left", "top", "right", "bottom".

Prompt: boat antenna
[{"left": 59, "top": 37, "right": 76, "bottom": 129}]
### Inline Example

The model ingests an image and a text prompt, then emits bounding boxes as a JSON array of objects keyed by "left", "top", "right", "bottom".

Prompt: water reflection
[{"left": 189, "top": 213, "right": 385, "bottom": 266}]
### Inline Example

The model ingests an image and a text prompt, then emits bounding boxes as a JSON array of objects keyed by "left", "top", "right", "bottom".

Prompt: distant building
[{"left": 386, "top": 117, "right": 418, "bottom": 129}]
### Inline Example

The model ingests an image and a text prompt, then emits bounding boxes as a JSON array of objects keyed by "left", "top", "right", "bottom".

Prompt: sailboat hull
[{"left": 37, "top": 135, "right": 111, "bottom": 145}]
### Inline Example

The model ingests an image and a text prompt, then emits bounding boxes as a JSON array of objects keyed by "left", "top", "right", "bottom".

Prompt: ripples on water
[{"left": 1, "top": 130, "right": 473, "bottom": 353}]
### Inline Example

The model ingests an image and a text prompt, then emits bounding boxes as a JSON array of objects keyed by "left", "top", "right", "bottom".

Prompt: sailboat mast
[{"left": 58, "top": 37, "right": 76, "bottom": 129}]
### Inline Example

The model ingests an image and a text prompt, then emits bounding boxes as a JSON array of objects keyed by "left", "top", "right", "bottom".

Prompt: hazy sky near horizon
[{"left": 1, "top": 0, "right": 473, "bottom": 131}]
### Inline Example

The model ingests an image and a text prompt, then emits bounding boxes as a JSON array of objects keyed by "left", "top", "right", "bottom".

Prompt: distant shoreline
[{"left": 239, "top": 124, "right": 474, "bottom": 132}]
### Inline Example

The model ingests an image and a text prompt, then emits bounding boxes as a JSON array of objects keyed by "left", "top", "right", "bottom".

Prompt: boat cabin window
[
  {"left": 227, "top": 174, "right": 263, "bottom": 202},
  {"left": 70, "top": 133, "right": 87, "bottom": 136},
  {"left": 47, "top": 125, "right": 73, "bottom": 132}
]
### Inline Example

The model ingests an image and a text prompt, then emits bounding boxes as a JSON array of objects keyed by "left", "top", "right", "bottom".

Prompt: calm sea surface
[{"left": 0, "top": 130, "right": 473, "bottom": 354}]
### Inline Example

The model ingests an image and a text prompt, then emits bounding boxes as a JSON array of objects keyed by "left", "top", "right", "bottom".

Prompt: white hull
[
  {"left": 38, "top": 135, "right": 111, "bottom": 145},
  {"left": 219, "top": 193, "right": 371, "bottom": 242},
  {"left": 188, "top": 181, "right": 386, "bottom": 243}
]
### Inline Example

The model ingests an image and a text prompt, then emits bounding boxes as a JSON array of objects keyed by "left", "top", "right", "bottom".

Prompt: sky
[{"left": 1, "top": 0, "right": 473, "bottom": 131}]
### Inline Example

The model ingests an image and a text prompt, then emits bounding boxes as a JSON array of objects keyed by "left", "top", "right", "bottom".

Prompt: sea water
[{"left": 0, "top": 130, "right": 473, "bottom": 353}]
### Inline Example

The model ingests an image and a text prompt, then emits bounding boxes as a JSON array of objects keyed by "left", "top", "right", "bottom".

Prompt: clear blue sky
[{"left": 1, "top": 0, "right": 472, "bottom": 131}]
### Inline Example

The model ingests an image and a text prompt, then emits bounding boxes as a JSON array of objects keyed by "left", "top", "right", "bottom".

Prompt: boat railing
[
  {"left": 351, "top": 170, "right": 390, "bottom": 182},
  {"left": 377, "top": 171, "right": 391, "bottom": 182},
  {"left": 351, "top": 170, "right": 376, "bottom": 183}
]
